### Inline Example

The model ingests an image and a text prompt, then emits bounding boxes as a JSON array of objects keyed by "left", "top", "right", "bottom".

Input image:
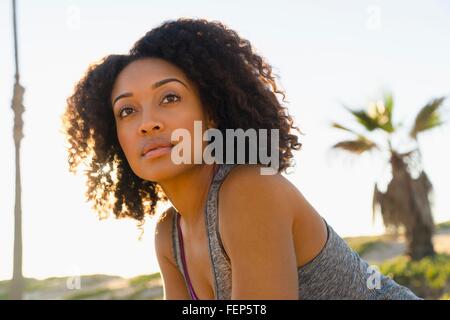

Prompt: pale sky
[{"left": 1, "top": 0, "right": 449, "bottom": 281}]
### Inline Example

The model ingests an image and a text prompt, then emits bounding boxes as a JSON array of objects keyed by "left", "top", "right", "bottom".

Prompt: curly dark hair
[{"left": 62, "top": 18, "right": 303, "bottom": 224}]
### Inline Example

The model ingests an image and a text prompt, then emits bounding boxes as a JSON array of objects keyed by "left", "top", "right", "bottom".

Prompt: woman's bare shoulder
[
  {"left": 154, "top": 206, "right": 177, "bottom": 264},
  {"left": 219, "top": 164, "right": 298, "bottom": 235},
  {"left": 220, "top": 164, "right": 300, "bottom": 203},
  {"left": 216, "top": 165, "right": 300, "bottom": 298},
  {"left": 218, "top": 164, "right": 327, "bottom": 269}
]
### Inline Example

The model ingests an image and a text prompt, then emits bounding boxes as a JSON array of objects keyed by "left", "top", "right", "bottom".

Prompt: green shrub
[
  {"left": 344, "top": 235, "right": 391, "bottom": 256},
  {"left": 380, "top": 253, "right": 450, "bottom": 299},
  {"left": 436, "top": 220, "right": 450, "bottom": 231},
  {"left": 128, "top": 273, "right": 161, "bottom": 287},
  {"left": 440, "top": 292, "right": 450, "bottom": 300},
  {"left": 65, "top": 287, "right": 112, "bottom": 300}
]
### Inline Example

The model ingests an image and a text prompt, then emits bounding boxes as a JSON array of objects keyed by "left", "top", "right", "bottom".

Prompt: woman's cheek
[{"left": 117, "top": 129, "right": 137, "bottom": 163}]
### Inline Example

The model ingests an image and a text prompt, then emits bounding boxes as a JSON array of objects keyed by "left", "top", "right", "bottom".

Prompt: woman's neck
[{"left": 159, "top": 163, "right": 217, "bottom": 232}]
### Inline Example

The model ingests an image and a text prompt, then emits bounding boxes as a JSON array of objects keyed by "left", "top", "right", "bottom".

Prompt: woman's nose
[{"left": 138, "top": 111, "right": 164, "bottom": 134}]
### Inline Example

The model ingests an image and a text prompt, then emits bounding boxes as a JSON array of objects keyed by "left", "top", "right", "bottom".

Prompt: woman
[{"left": 62, "top": 18, "right": 421, "bottom": 300}]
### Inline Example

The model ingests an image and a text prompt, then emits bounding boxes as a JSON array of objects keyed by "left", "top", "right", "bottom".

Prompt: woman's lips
[{"left": 142, "top": 146, "right": 173, "bottom": 159}]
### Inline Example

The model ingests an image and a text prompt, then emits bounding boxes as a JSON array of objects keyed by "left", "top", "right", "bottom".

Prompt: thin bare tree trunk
[
  {"left": 9, "top": 0, "right": 25, "bottom": 300},
  {"left": 10, "top": 140, "right": 24, "bottom": 299}
]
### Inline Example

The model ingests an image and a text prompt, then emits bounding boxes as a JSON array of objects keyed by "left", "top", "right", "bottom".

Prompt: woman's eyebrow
[
  {"left": 112, "top": 77, "right": 188, "bottom": 107},
  {"left": 112, "top": 92, "right": 133, "bottom": 107},
  {"left": 152, "top": 77, "right": 188, "bottom": 90}
]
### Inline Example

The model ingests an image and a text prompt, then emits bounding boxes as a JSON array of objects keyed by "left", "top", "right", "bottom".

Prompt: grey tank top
[{"left": 171, "top": 163, "right": 422, "bottom": 300}]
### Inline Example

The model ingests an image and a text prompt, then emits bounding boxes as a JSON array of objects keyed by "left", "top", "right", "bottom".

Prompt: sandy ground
[
  {"left": 362, "top": 229, "right": 450, "bottom": 264},
  {"left": 19, "top": 276, "right": 163, "bottom": 300}
]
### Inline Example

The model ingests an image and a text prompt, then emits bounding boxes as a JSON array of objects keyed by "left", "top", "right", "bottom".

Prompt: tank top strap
[
  {"left": 171, "top": 163, "right": 238, "bottom": 299},
  {"left": 171, "top": 209, "right": 192, "bottom": 296},
  {"left": 204, "top": 163, "right": 239, "bottom": 299}
]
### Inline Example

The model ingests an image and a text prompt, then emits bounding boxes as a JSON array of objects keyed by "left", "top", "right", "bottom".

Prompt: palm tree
[
  {"left": 9, "top": 0, "right": 25, "bottom": 299},
  {"left": 330, "top": 92, "right": 447, "bottom": 260}
]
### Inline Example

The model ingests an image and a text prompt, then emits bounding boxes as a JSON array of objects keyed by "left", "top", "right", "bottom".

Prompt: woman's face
[{"left": 111, "top": 57, "right": 212, "bottom": 183}]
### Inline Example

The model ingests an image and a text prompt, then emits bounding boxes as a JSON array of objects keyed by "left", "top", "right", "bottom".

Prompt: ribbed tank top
[{"left": 171, "top": 163, "right": 422, "bottom": 300}]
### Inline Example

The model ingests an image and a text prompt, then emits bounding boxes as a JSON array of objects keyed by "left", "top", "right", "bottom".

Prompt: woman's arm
[
  {"left": 155, "top": 208, "right": 191, "bottom": 300},
  {"left": 219, "top": 165, "right": 299, "bottom": 300}
]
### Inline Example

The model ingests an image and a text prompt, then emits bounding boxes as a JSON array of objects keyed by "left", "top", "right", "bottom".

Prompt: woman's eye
[
  {"left": 118, "top": 107, "right": 134, "bottom": 118},
  {"left": 161, "top": 93, "right": 181, "bottom": 105}
]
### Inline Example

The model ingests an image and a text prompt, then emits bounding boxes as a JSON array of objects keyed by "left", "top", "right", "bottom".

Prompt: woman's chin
[{"left": 137, "top": 160, "right": 191, "bottom": 183}]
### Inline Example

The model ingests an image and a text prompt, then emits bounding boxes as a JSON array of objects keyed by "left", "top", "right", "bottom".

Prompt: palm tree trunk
[
  {"left": 374, "top": 152, "right": 435, "bottom": 261},
  {"left": 406, "top": 222, "right": 435, "bottom": 260},
  {"left": 407, "top": 168, "right": 436, "bottom": 260}
]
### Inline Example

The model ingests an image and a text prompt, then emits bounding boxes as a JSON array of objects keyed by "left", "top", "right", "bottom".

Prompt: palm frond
[
  {"left": 343, "top": 99, "right": 395, "bottom": 133},
  {"left": 343, "top": 105, "right": 381, "bottom": 132},
  {"left": 331, "top": 136, "right": 378, "bottom": 155},
  {"left": 330, "top": 122, "right": 360, "bottom": 136},
  {"left": 384, "top": 92, "right": 394, "bottom": 118},
  {"left": 366, "top": 95, "right": 395, "bottom": 133},
  {"left": 410, "top": 96, "right": 447, "bottom": 139},
  {"left": 378, "top": 92, "right": 395, "bottom": 133}
]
